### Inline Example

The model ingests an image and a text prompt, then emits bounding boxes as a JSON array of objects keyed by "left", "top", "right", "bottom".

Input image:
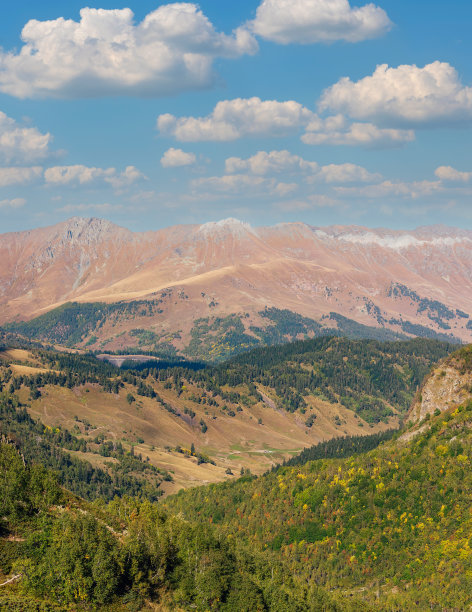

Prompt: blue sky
[{"left": 1, "top": 0, "right": 472, "bottom": 232}]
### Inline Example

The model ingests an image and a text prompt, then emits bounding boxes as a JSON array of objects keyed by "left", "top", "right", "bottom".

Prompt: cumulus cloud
[
  {"left": 0, "top": 111, "right": 52, "bottom": 162},
  {"left": 0, "top": 5, "right": 257, "bottom": 99},
  {"left": 317, "top": 162, "right": 380, "bottom": 183},
  {"left": 302, "top": 114, "right": 414, "bottom": 146},
  {"left": 275, "top": 194, "right": 341, "bottom": 212},
  {"left": 161, "top": 147, "right": 196, "bottom": 167},
  {"left": 273, "top": 182, "right": 298, "bottom": 196},
  {"left": 335, "top": 179, "right": 442, "bottom": 199},
  {"left": 0, "top": 166, "right": 43, "bottom": 187},
  {"left": 107, "top": 166, "right": 146, "bottom": 189},
  {"left": 56, "top": 203, "right": 124, "bottom": 213},
  {"left": 250, "top": 0, "right": 391, "bottom": 44},
  {"left": 435, "top": 165, "right": 472, "bottom": 183},
  {"left": 44, "top": 165, "right": 115, "bottom": 185},
  {"left": 0, "top": 197, "right": 26, "bottom": 209},
  {"left": 225, "top": 150, "right": 379, "bottom": 184},
  {"left": 225, "top": 150, "right": 318, "bottom": 174},
  {"left": 158, "top": 97, "right": 314, "bottom": 141},
  {"left": 319, "top": 61, "right": 472, "bottom": 125},
  {"left": 192, "top": 174, "right": 267, "bottom": 192},
  {"left": 192, "top": 173, "right": 297, "bottom": 197},
  {"left": 158, "top": 97, "right": 414, "bottom": 148},
  {"left": 44, "top": 165, "right": 145, "bottom": 188}
]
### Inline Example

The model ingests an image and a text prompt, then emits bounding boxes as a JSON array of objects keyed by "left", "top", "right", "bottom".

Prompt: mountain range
[{"left": 1, "top": 217, "right": 471, "bottom": 355}]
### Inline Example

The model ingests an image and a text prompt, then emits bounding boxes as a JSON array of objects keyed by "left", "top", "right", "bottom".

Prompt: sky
[{"left": 1, "top": 0, "right": 472, "bottom": 233}]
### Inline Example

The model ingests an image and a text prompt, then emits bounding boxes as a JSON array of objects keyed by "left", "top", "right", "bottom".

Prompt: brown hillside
[{"left": 1, "top": 217, "right": 472, "bottom": 347}]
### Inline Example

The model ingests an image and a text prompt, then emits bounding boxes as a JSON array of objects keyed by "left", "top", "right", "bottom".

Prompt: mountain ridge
[{"left": 2, "top": 217, "right": 471, "bottom": 353}]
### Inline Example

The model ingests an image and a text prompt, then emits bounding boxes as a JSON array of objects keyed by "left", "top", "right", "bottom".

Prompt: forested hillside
[
  {"left": 166, "top": 349, "right": 472, "bottom": 609},
  {"left": 0, "top": 338, "right": 454, "bottom": 493},
  {"left": 178, "top": 336, "right": 454, "bottom": 422},
  {"left": 5, "top": 301, "right": 456, "bottom": 362},
  {"left": 1, "top": 440, "right": 367, "bottom": 611},
  {"left": 0, "top": 339, "right": 470, "bottom": 609}
]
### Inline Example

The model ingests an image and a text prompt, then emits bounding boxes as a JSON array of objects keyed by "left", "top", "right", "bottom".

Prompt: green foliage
[
  {"left": 251, "top": 307, "right": 323, "bottom": 344},
  {"left": 0, "top": 442, "right": 61, "bottom": 523},
  {"left": 0, "top": 338, "right": 468, "bottom": 609},
  {"left": 166, "top": 398, "right": 472, "bottom": 609},
  {"left": 19, "top": 513, "right": 121, "bottom": 605},
  {"left": 324, "top": 312, "right": 406, "bottom": 341},
  {"left": 0, "top": 449, "right": 356, "bottom": 610},
  {"left": 278, "top": 429, "right": 396, "bottom": 468},
  {"left": 0, "top": 388, "right": 166, "bottom": 502},
  {"left": 7, "top": 298, "right": 458, "bottom": 364},
  {"left": 388, "top": 283, "right": 461, "bottom": 331},
  {"left": 5, "top": 300, "right": 177, "bottom": 353},
  {"left": 185, "top": 315, "right": 260, "bottom": 362},
  {"left": 177, "top": 336, "right": 453, "bottom": 419}
]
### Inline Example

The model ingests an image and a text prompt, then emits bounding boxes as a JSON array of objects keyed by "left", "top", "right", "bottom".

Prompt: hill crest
[{"left": 1, "top": 217, "right": 472, "bottom": 353}]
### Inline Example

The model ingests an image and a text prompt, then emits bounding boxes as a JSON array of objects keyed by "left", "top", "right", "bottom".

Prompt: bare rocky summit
[{"left": 1, "top": 217, "right": 471, "bottom": 347}]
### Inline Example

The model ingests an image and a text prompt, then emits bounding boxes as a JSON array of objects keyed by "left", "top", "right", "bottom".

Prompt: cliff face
[
  {"left": 1, "top": 218, "right": 472, "bottom": 347},
  {"left": 408, "top": 346, "right": 472, "bottom": 426}
]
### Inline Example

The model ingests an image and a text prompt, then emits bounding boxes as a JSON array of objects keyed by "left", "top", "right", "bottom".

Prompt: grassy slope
[
  {"left": 0, "top": 351, "right": 386, "bottom": 492},
  {"left": 0, "top": 338, "right": 454, "bottom": 493}
]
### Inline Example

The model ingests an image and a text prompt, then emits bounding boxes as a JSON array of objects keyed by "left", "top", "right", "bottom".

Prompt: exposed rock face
[
  {"left": 407, "top": 344, "right": 472, "bottom": 424},
  {"left": 1, "top": 217, "right": 472, "bottom": 344},
  {"left": 412, "top": 366, "right": 472, "bottom": 422}
]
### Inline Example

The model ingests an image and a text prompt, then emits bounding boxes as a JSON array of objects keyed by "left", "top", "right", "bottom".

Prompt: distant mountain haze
[{"left": 1, "top": 217, "right": 471, "bottom": 350}]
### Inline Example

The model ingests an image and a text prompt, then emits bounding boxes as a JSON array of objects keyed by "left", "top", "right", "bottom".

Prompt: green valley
[{"left": 0, "top": 334, "right": 470, "bottom": 610}]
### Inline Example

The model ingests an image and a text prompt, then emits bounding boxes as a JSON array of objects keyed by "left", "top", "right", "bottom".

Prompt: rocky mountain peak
[
  {"left": 197, "top": 218, "right": 257, "bottom": 240},
  {"left": 58, "top": 217, "right": 128, "bottom": 244}
]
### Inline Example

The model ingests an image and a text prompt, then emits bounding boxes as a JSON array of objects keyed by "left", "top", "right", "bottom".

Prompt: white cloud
[
  {"left": 0, "top": 197, "right": 26, "bottom": 209},
  {"left": 319, "top": 61, "right": 472, "bottom": 125},
  {"left": 44, "top": 164, "right": 145, "bottom": 188},
  {"left": 161, "top": 147, "right": 196, "bottom": 167},
  {"left": 158, "top": 97, "right": 314, "bottom": 141},
  {"left": 0, "top": 5, "right": 257, "bottom": 99},
  {"left": 107, "top": 166, "right": 146, "bottom": 189},
  {"left": 158, "top": 97, "right": 414, "bottom": 148},
  {"left": 0, "top": 166, "right": 43, "bottom": 187},
  {"left": 275, "top": 194, "right": 340, "bottom": 211},
  {"left": 250, "top": 0, "right": 391, "bottom": 44},
  {"left": 274, "top": 182, "right": 298, "bottom": 196},
  {"left": 335, "top": 179, "right": 442, "bottom": 199},
  {"left": 192, "top": 173, "right": 297, "bottom": 197},
  {"left": 192, "top": 174, "right": 267, "bottom": 192},
  {"left": 317, "top": 162, "right": 380, "bottom": 183},
  {"left": 130, "top": 190, "right": 157, "bottom": 202},
  {"left": 225, "top": 150, "right": 379, "bottom": 184},
  {"left": 45, "top": 165, "right": 114, "bottom": 185},
  {"left": 225, "top": 150, "right": 318, "bottom": 174},
  {"left": 56, "top": 203, "right": 124, "bottom": 213},
  {"left": 0, "top": 111, "right": 52, "bottom": 162},
  {"left": 435, "top": 165, "right": 472, "bottom": 183},
  {"left": 302, "top": 114, "right": 414, "bottom": 146}
]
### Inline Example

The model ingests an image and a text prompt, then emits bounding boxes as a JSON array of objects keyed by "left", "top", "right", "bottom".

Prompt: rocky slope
[
  {"left": 408, "top": 344, "right": 472, "bottom": 424},
  {"left": 1, "top": 217, "right": 471, "bottom": 351}
]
